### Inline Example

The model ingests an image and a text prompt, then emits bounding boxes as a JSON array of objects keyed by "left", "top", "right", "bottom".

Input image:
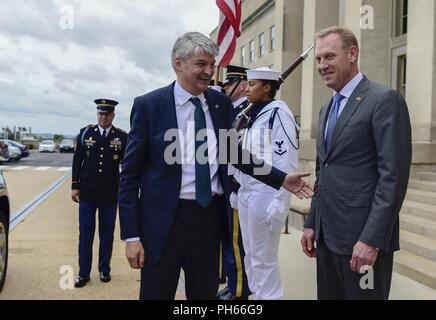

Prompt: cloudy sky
[{"left": 0, "top": 0, "right": 219, "bottom": 135}]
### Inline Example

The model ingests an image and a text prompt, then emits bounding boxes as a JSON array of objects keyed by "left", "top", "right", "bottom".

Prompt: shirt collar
[
  {"left": 98, "top": 125, "right": 112, "bottom": 135},
  {"left": 334, "top": 72, "right": 364, "bottom": 99},
  {"left": 233, "top": 96, "right": 248, "bottom": 109},
  {"left": 174, "top": 81, "right": 207, "bottom": 110}
]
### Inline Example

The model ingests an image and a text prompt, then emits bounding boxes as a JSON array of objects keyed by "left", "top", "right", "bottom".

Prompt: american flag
[{"left": 215, "top": 0, "right": 242, "bottom": 67}]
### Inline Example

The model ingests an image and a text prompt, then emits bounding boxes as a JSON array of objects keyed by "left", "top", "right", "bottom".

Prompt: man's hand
[
  {"left": 126, "top": 241, "right": 145, "bottom": 269},
  {"left": 71, "top": 189, "right": 80, "bottom": 203},
  {"left": 282, "top": 172, "right": 313, "bottom": 199},
  {"left": 301, "top": 228, "right": 317, "bottom": 258},
  {"left": 350, "top": 241, "right": 379, "bottom": 273}
]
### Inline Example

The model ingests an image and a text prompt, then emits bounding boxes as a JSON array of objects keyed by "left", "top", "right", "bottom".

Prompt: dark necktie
[
  {"left": 102, "top": 129, "right": 107, "bottom": 139},
  {"left": 325, "top": 93, "right": 345, "bottom": 152},
  {"left": 190, "top": 97, "right": 213, "bottom": 208}
]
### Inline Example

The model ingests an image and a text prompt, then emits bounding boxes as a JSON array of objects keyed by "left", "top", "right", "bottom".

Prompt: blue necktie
[
  {"left": 190, "top": 97, "right": 213, "bottom": 208},
  {"left": 325, "top": 93, "right": 345, "bottom": 152}
]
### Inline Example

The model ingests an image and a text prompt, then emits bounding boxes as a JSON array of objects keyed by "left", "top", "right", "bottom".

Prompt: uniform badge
[
  {"left": 273, "top": 139, "right": 287, "bottom": 156},
  {"left": 113, "top": 155, "right": 119, "bottom": 160},
  {"left": 110, "top": 138, "right": 122, "bottom": 151},
  {"left": 84, "top": 136, "right": 96, "bottom": 147}
]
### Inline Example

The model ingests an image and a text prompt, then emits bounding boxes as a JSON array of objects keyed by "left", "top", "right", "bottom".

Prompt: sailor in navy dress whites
[
  {"left": 216, "top": 65, "right": 251, "bottom": 300},
  {"left": 71, "top": 99, "right": 127, "bottom": 288}
]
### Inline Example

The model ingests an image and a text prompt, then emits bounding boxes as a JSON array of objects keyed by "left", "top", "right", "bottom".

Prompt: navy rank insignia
[{"left": 273, "top": 139, "right": 287, "bottom": 156}]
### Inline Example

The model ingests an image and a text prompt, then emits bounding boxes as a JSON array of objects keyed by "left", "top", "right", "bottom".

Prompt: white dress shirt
[
  {"left": 233, "top": 96, "right": 248, "bottom": 109},
  {"left": 98, "top": 125, "right": 112, "bottom": 137},
  {"left": 174, "top": 81, "right": 223, "bottom": 199}
]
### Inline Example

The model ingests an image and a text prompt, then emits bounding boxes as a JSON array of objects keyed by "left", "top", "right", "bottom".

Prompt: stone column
[
  {"left": 360, "top": 0, "right": 391, "bottom": 85},
  {"left": 407, "top": 0, "right": 436, "bottom": 143},
  {"left": 275, "top": 0, "right": 304, "bottom": 121},
  {"left": 300, "top": 0, "right": 340, "bottom": 160}
]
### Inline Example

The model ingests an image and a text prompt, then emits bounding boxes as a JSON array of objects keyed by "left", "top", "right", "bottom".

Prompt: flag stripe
[{"left": 216, "top": 0, "right": 241, "bottom": 67}]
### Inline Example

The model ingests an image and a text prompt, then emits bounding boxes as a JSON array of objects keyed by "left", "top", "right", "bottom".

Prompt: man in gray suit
[{"left": 300, "top": 26, "right": 412, "bottom": 299}]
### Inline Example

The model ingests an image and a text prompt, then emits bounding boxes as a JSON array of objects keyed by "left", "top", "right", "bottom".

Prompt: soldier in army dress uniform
[
  {"left": 71, "top": 99, "right": 127, "bottom": 288},
  {"left": 216, "top": 65, "right": 251, "bottom": 300}
]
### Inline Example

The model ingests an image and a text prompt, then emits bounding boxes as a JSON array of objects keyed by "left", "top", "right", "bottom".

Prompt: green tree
[{"left": 53, "top": 134, "right": 64, "bottom": 143}]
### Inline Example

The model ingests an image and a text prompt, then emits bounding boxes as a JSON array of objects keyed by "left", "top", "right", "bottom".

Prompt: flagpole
[{"left": 214, "top": 65, "right": 221, "bottom": 85}]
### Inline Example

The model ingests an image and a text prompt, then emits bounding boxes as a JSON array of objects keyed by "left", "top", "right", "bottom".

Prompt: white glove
[{"left": 229, "top": 192, "right": 238, "bottom": 209}]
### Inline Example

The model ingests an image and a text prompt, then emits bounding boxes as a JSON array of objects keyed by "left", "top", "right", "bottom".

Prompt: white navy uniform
[{"left": 233, "top": 68, "right": 299, "bottom": 300}]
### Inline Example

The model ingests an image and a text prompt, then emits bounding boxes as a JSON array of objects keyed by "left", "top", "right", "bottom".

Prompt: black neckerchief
[{"left": 246, "top": 100, "right": 275, "bottom": 129}]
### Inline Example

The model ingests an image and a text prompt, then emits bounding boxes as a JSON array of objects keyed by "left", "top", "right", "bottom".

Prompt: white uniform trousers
[{"left": 237, "top": 188, "right": 284, "bottom": 300}]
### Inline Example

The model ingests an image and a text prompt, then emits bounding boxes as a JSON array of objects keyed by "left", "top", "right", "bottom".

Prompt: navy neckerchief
[{"left": 246, "top": 100, "right": 275, "bottom": 129}]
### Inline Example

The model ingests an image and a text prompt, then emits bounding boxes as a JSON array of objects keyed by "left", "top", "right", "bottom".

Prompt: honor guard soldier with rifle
[
  {"left": 216, "top": 65, "right": 251, "bottom": 300},
  {"left": 71, "top": 99, "right": 127, "bottom": 288}
]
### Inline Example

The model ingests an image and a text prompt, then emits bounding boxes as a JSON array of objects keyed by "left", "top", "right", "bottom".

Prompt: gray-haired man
[{"left": 119, "top": 32, "right": 313, "bottom": 300}]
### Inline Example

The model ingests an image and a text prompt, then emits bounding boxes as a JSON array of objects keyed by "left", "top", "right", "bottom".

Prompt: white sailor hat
[{"left": 246, "top": 67, "right": 281, "bottom": 81}]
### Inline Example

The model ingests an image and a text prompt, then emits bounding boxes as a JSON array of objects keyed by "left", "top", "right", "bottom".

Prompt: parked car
[
  {"left": 59, "top": 139, "right": 75, "bottom": 153},
  {"left": 0, "top": 140, "right": 29, "bottom": 158},
  {"left": 38, "top": 140, "right": 55, "bottom": 153},
  {"left": 0, "top": 141, "right": 9, "bottom": 163},
  {"left": 7, "top": 146, "right": 21, "bottom": 162},
  {"left": 0, "top": 170, "right": 9, "bottom": 292}
]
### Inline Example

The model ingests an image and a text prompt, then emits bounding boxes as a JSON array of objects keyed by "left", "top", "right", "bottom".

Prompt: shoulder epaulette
[{"left": 114, "top": 126, "right": 127, "bottom": 134}]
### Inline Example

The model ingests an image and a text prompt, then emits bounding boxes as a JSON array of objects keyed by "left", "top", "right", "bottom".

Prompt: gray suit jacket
[{"left": 305, "top": 76, "right": 412, "bottom": 254}]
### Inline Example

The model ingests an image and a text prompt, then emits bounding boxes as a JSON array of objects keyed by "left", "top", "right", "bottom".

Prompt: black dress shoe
[
  {"left": 100, "top": 272, "right": 111, "bottom": 283},
  {"left": 74, "top": 276, "right": 90, "bottom": 288}
]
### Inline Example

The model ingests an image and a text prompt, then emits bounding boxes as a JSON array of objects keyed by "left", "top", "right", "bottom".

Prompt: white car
[{"left": 38, "top": 140, "right": 56, "bottom": 153}]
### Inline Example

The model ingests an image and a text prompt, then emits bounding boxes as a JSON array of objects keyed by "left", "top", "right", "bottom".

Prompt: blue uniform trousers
[
  {"left": 78, "top": 201, "right": 117, "bottom": 277},
  {"left": 222, "top": 208, "right": 250, "bottom": 298}
]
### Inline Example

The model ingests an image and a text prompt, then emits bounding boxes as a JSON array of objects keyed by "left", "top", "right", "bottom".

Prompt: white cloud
[{"left": 0, "top": 0, "right": 218, "bottom": 135}]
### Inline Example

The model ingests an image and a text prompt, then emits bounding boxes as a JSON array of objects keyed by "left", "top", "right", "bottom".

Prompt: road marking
[
  {"left": 34, "top": 166, "right": 51, "bottom": 171},
  {"left": 10, "top": 172, "right": 71, "bottom": 231},
  {"left": 57, "top": 167, "right": 72, "bottom": 171},
  {"left": 11, "top": 166, "right": 30, "bottom": 171}
]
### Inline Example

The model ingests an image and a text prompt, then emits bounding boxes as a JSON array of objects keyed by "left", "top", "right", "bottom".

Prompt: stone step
[
  {"left": 406, "top": 189, "right": 436, "bottom": 206},
  {"left": 394, "top": 250, "right": 436, "bottom": 290},
  {"left": 419, "top": 172, "right": 436, "bottom": 182},
  {"left": 401, "top": 200, "right": 436, "bottom": 221},
  {"left": 401, "top": 214, "right": 436, "bottom": 241},
  {"left": 400, "top": 230, "right": 436, "bottom": 262},
  {"left": 408, "top": 179, "right": 436, "bottom": 193}
]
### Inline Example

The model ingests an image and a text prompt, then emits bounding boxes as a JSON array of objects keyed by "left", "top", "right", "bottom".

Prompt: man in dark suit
[
  {"left": 71, "top": 99, "right": 127, "bottom": 288},
  {"left": 300, "top": 27, "right": 412, "bottom": 299},
  {"left": 118, "top": 32, "right": 313, "bottom": 300}
]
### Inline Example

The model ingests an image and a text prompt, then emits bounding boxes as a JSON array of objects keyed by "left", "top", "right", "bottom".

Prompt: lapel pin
[
  {"left": 356, "top": 96, "right": 362, "bottom": 101},
  {"left": 215, "top": 104, "right": 220, "bottom": 109}
]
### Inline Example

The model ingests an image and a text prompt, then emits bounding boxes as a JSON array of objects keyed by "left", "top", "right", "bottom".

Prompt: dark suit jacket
[
  {"left": 118, "top": 82, "right": 285, "bottom": 264},
  {"left": 305, "top": 76, "right": 412, "bottom": 254},
  {"left": 72, "top": 125, "right": 127, "bottom": 205}
]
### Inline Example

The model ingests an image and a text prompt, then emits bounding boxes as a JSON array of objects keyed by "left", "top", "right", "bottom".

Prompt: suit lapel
[
  {"left": 317, "top": 101, "right": 331, "bottom": 160},
  {"left": 204, "top": 90, "right": 223, "bottom": 139},
  {"left": 160, "top": 82, "right": 178, "bottom": 131},
  {"left": 325, "top": 76, "right": 370, "bottom": 158}
]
